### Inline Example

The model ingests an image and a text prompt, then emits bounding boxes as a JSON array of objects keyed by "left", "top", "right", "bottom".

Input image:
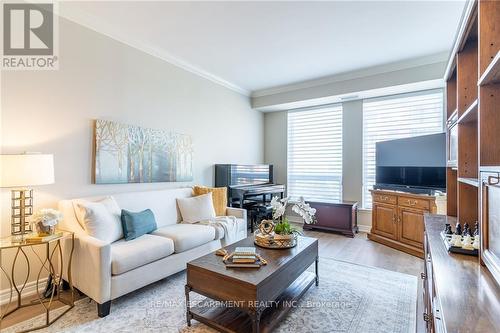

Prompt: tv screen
[{"left": 375, "top": 133, "right": 446, "bottom": 191}]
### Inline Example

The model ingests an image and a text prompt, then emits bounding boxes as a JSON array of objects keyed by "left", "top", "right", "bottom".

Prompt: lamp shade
[{"left": 0, "top": 154, "right": 55, "bottom": 188}]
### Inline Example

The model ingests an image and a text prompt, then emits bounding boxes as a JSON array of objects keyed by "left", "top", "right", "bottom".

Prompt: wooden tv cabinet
[{"left": 367, "top": 189, "right": 446, "bottom": 258}]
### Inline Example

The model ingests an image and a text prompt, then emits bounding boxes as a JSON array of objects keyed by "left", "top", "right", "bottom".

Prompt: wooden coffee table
[{"left": 185, "top": 236, "right": 319, "bottom": 333}]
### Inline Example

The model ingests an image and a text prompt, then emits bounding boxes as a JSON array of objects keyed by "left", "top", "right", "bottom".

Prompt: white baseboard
[
  {"left": 0, "top": 277, "right": 48, "bottom": 306},
  {"left": 357, "top": 225, "right": 371, "bottom": 233}
]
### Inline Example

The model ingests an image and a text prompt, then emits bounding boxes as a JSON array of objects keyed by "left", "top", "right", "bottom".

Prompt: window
[
  {"left": 287, "top": 105, "right": 343, "bottom": 203},
  {"left": 362, "top": 90, "right": 444, "bottom": 208}
]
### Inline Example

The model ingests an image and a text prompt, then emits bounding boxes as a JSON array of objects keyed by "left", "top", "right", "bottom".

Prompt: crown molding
[
  {"left": 254, "top": 78, "right": 444, "bottom": 112},
  {"left": 58, "top": 5, "right": 250, "bottom": 97},
  {"left": 252, "top": 52, "right": 449, "bottom": 98}
]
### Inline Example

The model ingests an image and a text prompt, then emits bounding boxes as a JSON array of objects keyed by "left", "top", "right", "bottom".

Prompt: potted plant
[{"left": 255, "top": 197, "right": 317, "bottom": 248}]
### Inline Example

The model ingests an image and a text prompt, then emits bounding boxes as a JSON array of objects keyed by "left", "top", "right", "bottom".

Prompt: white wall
[
  {"left": 264, "top": 111, "right": 287, "bottom": 187},
  {"left": 0, "top": 17, "right": 263, "bottom": 290}
]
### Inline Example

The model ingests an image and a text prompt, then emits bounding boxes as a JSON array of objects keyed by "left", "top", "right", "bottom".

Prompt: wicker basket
[{"left": 254, "top": 231, "right": 297, "bottom": 249}]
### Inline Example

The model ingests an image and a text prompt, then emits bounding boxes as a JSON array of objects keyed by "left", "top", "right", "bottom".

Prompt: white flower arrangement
[
  {"left": 31, "top": 208, "right": 63, "bottom": 227},
  {"left": 292, "top": 197, "right": 317, "bottom": 225},
  {"left": 270, "top": 196, "right": 316, "bottom": 224},
  {"left": 270, "top": 196, "right": 288, "bottom": 220}
]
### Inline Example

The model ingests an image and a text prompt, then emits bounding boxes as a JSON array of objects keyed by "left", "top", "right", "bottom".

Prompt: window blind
[
  {"left": 287, "top": 105, "right": 343, "bottom": 203},
  {"left": 362, "top": 90, "right": 444, "bottom": 208}
]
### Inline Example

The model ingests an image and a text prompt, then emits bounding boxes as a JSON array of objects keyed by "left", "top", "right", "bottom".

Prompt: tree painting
[{"left": 94, "top": 119, "right": 193, "bottom": 184}]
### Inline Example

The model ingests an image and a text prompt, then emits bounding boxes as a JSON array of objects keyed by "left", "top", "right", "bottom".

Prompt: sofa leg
[{"left": 97, "top": 301, "right": 111, "bottom": 317}]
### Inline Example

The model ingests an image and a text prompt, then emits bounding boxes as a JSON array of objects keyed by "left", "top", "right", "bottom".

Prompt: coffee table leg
[
  {"left": 185, "top": 285, "right": 192, "bottom": 327},
  {"left": 250, "top": 308, "right": 263, "bottom": 333},
  {"left": 315, "top": 256, "right": 319, "bottom": 286}
]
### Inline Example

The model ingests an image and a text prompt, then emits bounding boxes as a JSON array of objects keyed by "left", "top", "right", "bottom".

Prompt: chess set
[{"left": 440, "top": 222, "right": 480, "bottom": 256}]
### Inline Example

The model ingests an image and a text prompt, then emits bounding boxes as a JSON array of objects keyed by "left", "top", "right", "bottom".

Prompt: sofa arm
[
  {"left": 226, "top": 207, "right": 246, "bottom": 221},
  {"left": 62, "top": 234, "right": 111, "bottom": 304}
]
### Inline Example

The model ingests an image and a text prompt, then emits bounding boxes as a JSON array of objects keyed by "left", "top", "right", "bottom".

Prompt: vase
[{"left": 33, "top": 221, "right": 56, "bottom": 236}]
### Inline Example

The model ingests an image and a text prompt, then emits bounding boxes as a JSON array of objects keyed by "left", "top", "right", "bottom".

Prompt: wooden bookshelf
[
  {"left": 444, "top": 0, "right": 500, "bottom": 294},
  {"left": 445, "top": 4, "right": 478, "bottom": 224}
]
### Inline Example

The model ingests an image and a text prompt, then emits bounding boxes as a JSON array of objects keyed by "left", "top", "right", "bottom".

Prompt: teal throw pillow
[{"left": 120, "top": 209, "right": 157, "bottom": 241}]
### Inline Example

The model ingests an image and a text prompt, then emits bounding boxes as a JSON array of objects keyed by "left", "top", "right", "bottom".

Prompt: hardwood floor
[{"left": 1, "top": 231, "right": 425, "bottom": 332}]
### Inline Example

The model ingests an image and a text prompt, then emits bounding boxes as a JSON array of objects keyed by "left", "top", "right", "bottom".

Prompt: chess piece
[
  {"left": 453, "top": 234, "right": 463, "bottom": 247},
  {"left": 455, "top": 222, "right": 462, "bottom": 236},
  {"left": 473, "top": 235, "right": 480, "bottom": 250},
  {"left": 463, "top": 223, "right": 471, "bottom": 237},
  {"left": 445, "top": 224, "right": 453, "bottom": 235},
  {"left": 473, "top": 222, "right": 479, "bottom": 237},
  {"left": 462, "top": 234, "right": 474, "bottom": 250}
]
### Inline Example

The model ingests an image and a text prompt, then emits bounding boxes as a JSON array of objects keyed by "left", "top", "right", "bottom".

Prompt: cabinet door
[
  {"left": 398, "top": 207, "right": 425, "bottom": 248},
  {"left": 372, "top": 203, "right": 398, "bottom": 240}
]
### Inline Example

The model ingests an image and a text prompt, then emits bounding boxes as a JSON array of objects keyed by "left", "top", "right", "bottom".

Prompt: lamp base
[{"left": 11, "top": 188, "right": 33, "bottom": 236}]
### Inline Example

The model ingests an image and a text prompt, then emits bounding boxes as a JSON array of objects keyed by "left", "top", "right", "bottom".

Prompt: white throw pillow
[
  {"left": 73, "top": 196, "right": 123, "bottom": 243},
  {"left": 177, "top": 193, "right": 216, "bottom": 223}
]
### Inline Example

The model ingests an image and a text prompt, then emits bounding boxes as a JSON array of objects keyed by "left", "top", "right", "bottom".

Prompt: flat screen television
[{"left": 375, "top": 133, "right": 446, "bottom": 194}]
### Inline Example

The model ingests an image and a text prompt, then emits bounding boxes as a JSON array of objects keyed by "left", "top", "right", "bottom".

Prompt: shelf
[
  {"left": 478, "top": 51, "right": 500, "bottom": 86},
  {"left": 457, "top": 99, "right": 478, "bottom": 124},
  {"left": 447, "top": 109, "right": 458, "bottom": 127},
  {"left": 480, "top": 166, "right": 500, "bottom": 173},
  {"left": 458, "top": 177, "right": 479, "bottom": 187}
]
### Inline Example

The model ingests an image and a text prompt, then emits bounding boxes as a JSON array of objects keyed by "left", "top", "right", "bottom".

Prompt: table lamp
[{"left": 0, "top": 153, "right": 55, "bottom": 238}]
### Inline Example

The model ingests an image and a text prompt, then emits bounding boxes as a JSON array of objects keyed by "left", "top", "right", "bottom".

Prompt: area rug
[{"left": 4, "top": 258, "right": 417, "bottom": 333}]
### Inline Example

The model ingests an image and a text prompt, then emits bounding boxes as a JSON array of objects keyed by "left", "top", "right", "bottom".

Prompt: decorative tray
[
  {"left": 440, "top": 231, "right": 478, "bottom": 256},
  {"left": 254, "top": 231, "right": 297, "bottom": 249},
  {"left": 222, "top": 252, "right": 267, "bottom": 268}
]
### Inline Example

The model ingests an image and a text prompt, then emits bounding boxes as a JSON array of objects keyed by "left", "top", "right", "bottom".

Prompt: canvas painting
[{"left": 94, "top": 119, "right": 193, "bottom": 184}]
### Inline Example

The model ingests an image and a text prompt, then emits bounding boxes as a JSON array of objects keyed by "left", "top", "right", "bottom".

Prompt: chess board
[{"left": 440, "top": 231, "right": 479, "bottom": 256}]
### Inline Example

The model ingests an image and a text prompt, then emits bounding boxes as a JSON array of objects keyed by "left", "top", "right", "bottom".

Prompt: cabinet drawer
[
  {"left": 373, "top": 193, "right": 397, "bottom": 205},
  {"left": 399, "top": 196, "right": 430, "bottom": 210}
]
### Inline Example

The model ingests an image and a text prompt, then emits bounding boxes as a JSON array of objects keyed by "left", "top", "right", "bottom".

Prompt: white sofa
[{"left": 58, "top": 187, "right": 247, "bottom": 317}]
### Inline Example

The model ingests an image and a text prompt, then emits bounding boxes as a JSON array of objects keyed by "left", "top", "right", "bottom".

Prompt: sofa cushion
[
  {"left": 111, "top": 234, "right": 174, "bottom": 275},
  {"left": 152, "top": 224, "right": 216, "bottom": 253},
  {"left": 112, "top": 188, "right": 193, "bottom": 228},
  {"left": 176, "top": 193, "right": 216, "bottom": 223},
  {"left": 193, "top": 186, "right": 227, "bottom": 216}
]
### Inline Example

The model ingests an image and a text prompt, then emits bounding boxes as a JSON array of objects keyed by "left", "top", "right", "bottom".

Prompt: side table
[{"left": 0, "top": 231, "right": 75, "bottom": 332}]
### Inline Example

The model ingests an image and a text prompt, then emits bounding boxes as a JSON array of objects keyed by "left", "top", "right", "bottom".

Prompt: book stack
[
  {"left": 225, "top": 247, "right": 260, "bottom": 268},
  {"left": 25, "top": 232, "right": 63, "bottom": 243}
]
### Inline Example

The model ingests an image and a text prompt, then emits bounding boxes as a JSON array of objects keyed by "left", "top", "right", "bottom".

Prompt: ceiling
[{"left": 62, "top": 1, "right": 466, "bottom": 95}]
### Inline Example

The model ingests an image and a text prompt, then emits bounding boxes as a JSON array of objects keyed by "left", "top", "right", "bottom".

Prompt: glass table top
[{"left": 0, "top": 231, "right": 73, "bottom": 249}]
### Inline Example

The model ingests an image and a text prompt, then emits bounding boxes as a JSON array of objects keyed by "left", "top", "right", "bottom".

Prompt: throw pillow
[
  {"left": 120, "top": 209, "right": 157, "bottom": 241},
  {"left": 176, "top": 192, "right": 216, "bottom": 223},
  {"left": 193, "top": 185, "right": 227, "bottom": 216},
  {"left": 73, "top": 196, "right": 123, "bottom": 243}
]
